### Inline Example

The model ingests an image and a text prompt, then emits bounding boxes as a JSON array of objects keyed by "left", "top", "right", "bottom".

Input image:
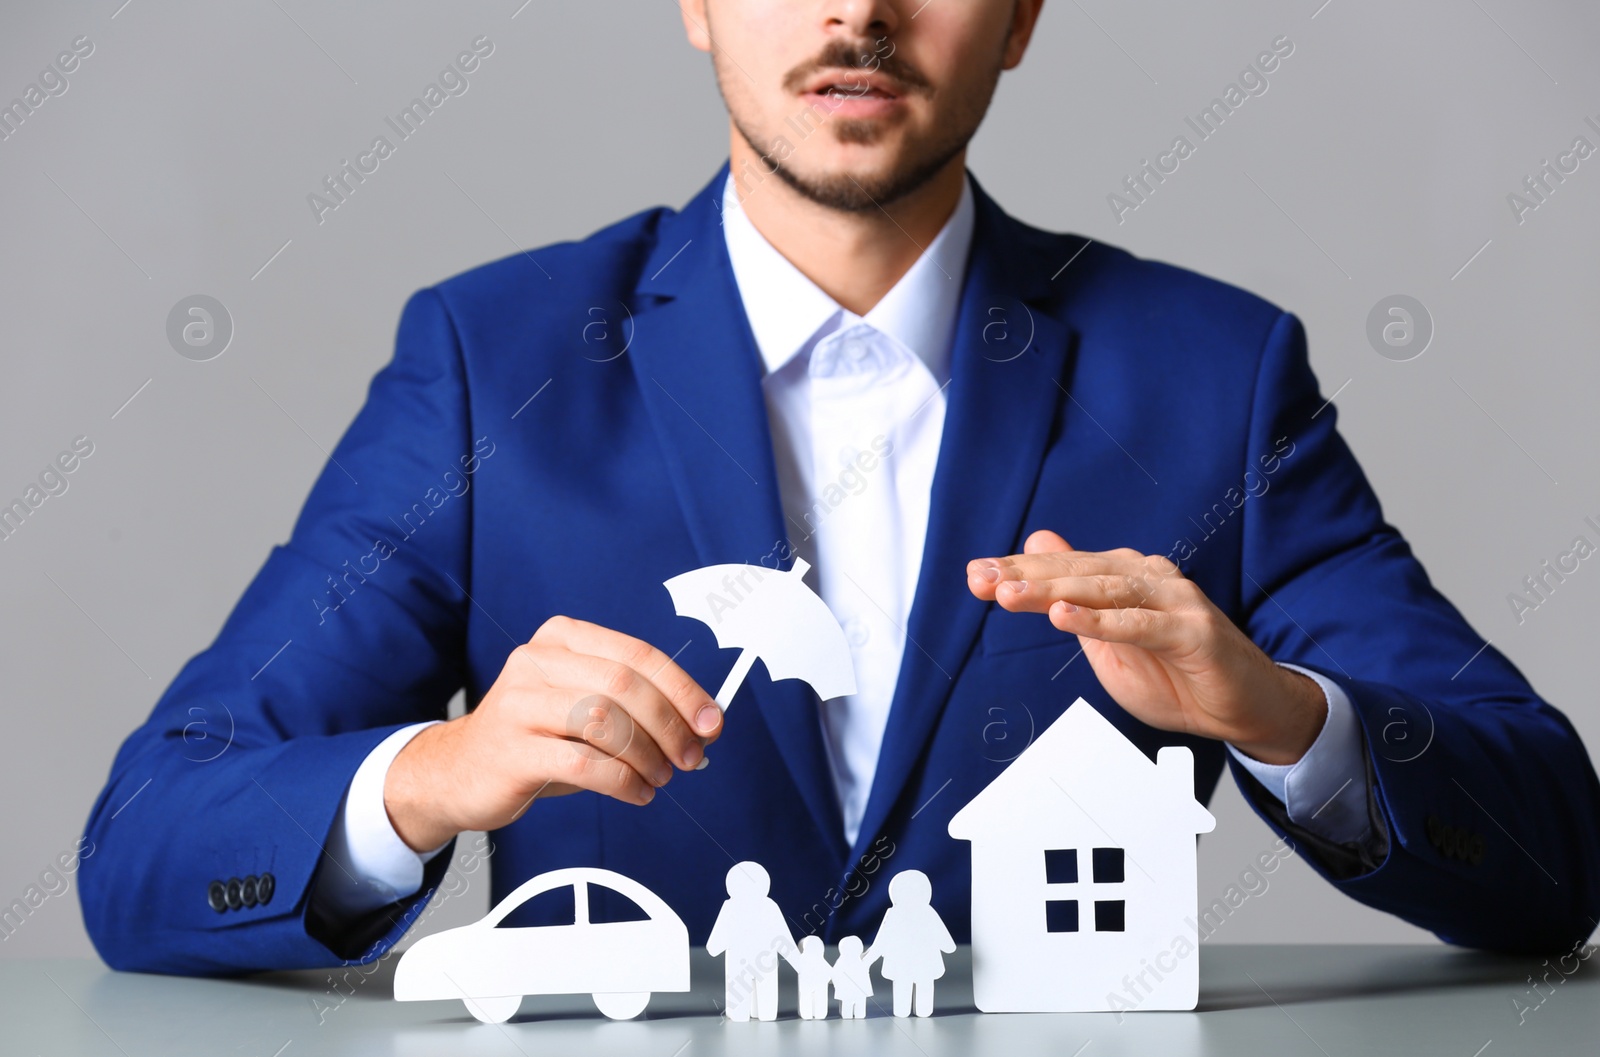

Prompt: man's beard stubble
[
  {"left": 731, "top": 110, "right": 970, "bottom": 213},
  {"left": 716, "top": 36, "right": 1005, "bottom": 213}
]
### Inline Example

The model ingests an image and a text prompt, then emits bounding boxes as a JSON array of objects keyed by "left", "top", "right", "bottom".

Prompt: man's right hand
[{"left": 384, "top": 615, "right": 724, "bottom": 852}]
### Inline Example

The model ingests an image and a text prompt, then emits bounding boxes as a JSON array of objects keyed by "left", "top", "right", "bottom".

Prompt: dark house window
[
  {"left": 1046, "top": 899, "right": 1079, "bottom": 933},
  {"left": 1092, "top": 847, "right": 1124, "bottom": 883},
  {"left": 1044, "top": 848, "right": 1078, "bottom": 884},
  {"left": 1045, "top": 846, "right": 1127, "bottom": 933}
]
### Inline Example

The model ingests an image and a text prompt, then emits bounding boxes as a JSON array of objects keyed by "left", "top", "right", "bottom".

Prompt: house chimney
[{"left": 1157, "top": 745, "right": 1195, "bottom": 803}]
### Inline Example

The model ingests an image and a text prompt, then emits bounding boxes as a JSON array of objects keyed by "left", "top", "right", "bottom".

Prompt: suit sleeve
[
  {"left": 1230, "top": 311, "right": 1600, "bottom": 955},
  {"left": 79, "top": 288, "right": 480, "bottom": 975}
]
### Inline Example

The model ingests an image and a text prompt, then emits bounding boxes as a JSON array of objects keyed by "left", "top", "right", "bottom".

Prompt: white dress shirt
[
  {"left": 309, "top": 172, "right": 1375, "bottom": 924},
  {"left": 725, "top": 173, "right": 971, "bottom": 843}
]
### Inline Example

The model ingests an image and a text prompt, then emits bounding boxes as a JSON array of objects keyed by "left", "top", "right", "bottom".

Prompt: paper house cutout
[
  {"left": 394, "top": 866, "right": 689, "bottom": 1023},
  {"left": 948, "top": 697, "right": 1216, "bottom": 1012}
]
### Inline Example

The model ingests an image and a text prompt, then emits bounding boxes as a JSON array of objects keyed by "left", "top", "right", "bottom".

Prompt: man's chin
[
  {"left": 770, "top": 165, "right": 899, "bottom": 212},
  {"left": 769, "top": 150, "right": 956, "bottom": 213},
  {"left": 731, "top": 110, "right": 964, "bottom": 213}
]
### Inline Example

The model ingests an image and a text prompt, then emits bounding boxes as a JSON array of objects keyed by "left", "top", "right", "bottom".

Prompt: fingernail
[
  {"left": 696, "top": 704, "right": 721, "bottom": 734},
  {"left": 654, "top": 764, "right": 673, "bottom": 786},
  {"left": 1061, "top": 602, "right": 1078, "bottom": 613},
  {"left": 695, "top": 755, "right": 710, "bottom": 771},
  {"left": 1005, "top": 579, "right": 1028, "bottom": 593},
  {"left": 682, "top": 741, "right": 704, "bottom": 770},
  {"left": 978, "top": 566, "right": 999, "bottom": 584},
  {"left": 641, "top": 787, "right": 656, "bottom": 804}
]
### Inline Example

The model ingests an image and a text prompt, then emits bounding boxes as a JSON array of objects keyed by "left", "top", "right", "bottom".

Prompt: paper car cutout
[{"left": 394, "top": 866, "right": 690, "bottom": 1023}]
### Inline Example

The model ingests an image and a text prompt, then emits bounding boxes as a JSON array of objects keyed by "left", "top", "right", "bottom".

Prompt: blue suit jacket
[{"left": 81, "top": 163, "right": 1600, "bottom": 973}]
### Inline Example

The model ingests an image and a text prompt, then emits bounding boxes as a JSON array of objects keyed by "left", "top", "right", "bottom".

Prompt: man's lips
[
  {"left": 801, "top": 70, "right": 904, "bottom": 99},
  {"left": 800, "top": 72, "right": 908, "bottom": 117}
]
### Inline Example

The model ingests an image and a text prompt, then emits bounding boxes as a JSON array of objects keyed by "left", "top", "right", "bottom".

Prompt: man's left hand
[{"left": 967, "top": 529, "right": 1326, "bottom": 766}]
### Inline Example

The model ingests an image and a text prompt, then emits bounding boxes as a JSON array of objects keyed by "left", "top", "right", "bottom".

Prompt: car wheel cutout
[
  {"left": 592, "top": 991, "right": 650, "bottom": 1020},
  {"left": 464, "top": 995, "right": 522, "bottom": 1023}
]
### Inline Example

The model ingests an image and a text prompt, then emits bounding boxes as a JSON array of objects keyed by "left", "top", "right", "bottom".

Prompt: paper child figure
[
  {"left": 865, "top": 870, "right": 956, "bottom": 1017},
  {"left": 794, "top": 936, "right": 833, "bottom": 1019},
  {"left": 831, "top": 935, "right": 877, "bottom": 1019},
  {"left": 705, "top": 862, "right": 800, "bottom": 1022}
]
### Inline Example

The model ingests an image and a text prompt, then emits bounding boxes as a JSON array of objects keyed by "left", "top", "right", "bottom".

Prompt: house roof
[{"left": 948, "top": 697, "right": 1217, "bottom": 839}]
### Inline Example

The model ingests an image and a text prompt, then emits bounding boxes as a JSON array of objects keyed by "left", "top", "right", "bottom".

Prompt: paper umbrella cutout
[{"left": 664, "top": 556, "right": 857, "bottom": 710}]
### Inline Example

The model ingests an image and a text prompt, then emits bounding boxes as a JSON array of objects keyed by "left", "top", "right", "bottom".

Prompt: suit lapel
[
  {"left": 629, "top": 165, "right": 850, "bottom": 860},
  {"left": 849, "top": 175, "right": 1083, "bottom": 860}
]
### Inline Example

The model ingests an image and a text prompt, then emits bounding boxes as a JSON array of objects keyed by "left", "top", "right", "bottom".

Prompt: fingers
[
  {"left": 516, "top": 646, "right": 704, "bottom": 778},
  {"left": 966, "top": 540, "right": 1184, "bottom": 598},
  {"left": 994, "top": 568, "right": 1195, "bottom": 616},
  {"left": 413, "top": 616, "right": 731, "bottom": 833},
  {"left": 966, "top": 537, "right": 1209, "bottom": 654},
  {"left": 1023, "top": 528, "right": 1072, "bottom": 554},
  {"left": 974, "top": 546, "right": 1169, "bottom": 588},
  {"left": 534, "top": 615, "right": 723, "bottom": 741},
  {"left": 490, "top": 617, "right": 726, "bottom": 816},
  {"left": 960, "top": 527, "right": 1075, "bottom": 594},
  {"left": 533, "top": 734, "right": 660, "bottom": 807},
  {"left": 1045, "top": 600, "right": 1186, "bottom": 651}
]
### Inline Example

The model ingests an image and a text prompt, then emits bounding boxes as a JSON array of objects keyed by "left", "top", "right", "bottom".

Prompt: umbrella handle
[{"left": 713, "top": 647, "right": 758, "bottom": 712}]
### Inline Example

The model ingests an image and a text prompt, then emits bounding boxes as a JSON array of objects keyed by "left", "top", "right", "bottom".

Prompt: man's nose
[{"left": 818, "top": 0, "right": 900, "bottom": 43}]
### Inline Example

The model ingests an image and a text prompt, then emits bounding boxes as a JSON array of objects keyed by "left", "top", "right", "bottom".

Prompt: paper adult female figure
[{"left": 865, "top": 870, "right": 956, "bottom": 1017}]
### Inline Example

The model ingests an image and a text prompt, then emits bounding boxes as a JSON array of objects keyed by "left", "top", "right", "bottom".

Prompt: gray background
[{"left": 2, "top": 0, "right": 1596, "bottom": 961}]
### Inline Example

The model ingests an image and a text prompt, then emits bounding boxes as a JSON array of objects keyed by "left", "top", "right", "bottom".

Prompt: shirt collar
[{"left": 720, "top": 170, "right": 975, "bottom": 385}]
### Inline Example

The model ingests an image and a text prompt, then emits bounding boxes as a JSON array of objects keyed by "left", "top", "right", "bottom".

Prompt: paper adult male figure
[{"left": 704, "top": 861, "right": 801, "bottom": 1021}]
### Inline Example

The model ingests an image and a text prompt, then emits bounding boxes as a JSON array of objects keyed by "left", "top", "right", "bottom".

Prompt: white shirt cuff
[
  {"left": 309, "top": 721, "right": 449, "bottom": 923},
  {"left": 1227, "top": 664, "right": 1372, "bottom": 845}
]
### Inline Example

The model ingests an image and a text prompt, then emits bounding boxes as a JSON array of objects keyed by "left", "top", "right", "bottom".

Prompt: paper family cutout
[
  {"left": 664, "top": 556, "right": 857, "bottom": 710},
  {"left": 393, "top": 556, "right": 1216, "bottom": 1021},
  {"left": 704, "top": 862, "right": 955, "bottom": 1020}
]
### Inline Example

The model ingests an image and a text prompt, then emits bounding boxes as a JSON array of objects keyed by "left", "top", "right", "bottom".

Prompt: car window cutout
[
  {"left": 497, "top": 884, "right": 576, "bottom": 928},
  {"left": 588, "top": 883, "right": 652, "bottom": 924}
]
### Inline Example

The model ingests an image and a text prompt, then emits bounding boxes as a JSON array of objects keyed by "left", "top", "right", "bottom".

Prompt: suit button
[
  {"left": 257, "top": 872, "right": 275, "bottom": 906},
  {"left": 225, "top": 877, "right": 243, "bottom": 910},
  {"left": 241, "top": 876, "right": 259, "bottom": 908},
  {"left": 207, "top": 880, "right": 228, "bottom": 913}
]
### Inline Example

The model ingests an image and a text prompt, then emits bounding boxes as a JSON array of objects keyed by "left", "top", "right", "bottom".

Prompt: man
[{"left": 82, "top": 0, "right": 1599, "bottom": 974}]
